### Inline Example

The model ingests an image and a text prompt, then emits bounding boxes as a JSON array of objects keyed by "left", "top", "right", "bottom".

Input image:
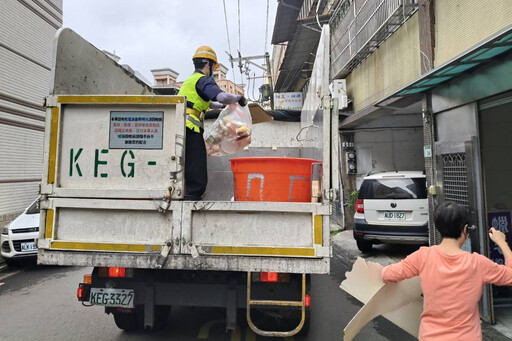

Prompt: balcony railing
[{"left": 330, "top": 0, "right": 418, "bottom": 79}]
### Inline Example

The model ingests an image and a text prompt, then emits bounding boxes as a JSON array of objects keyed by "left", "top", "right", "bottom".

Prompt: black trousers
[{"left": 184, "top": 127, "right": 207, "bottom": 200}]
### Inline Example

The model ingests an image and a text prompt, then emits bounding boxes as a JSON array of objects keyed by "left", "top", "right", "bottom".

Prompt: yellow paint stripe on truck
[
  {"left": 45, "top": 209, "right": 54, "bottom": 239},
  {"left": 314, "top": 215, "right": 323, "bottom": 245},
  {"left": 50, "top": 241, "right": 161, "bottom": 252},
  {"left": 57, "top": 95, "right": 185, "bottom": 104},
  {"left": 48, "top": 107, "right": 59, "bottom": 184},
  {"left": 211, "top": 246, "right": 315, "bottom": 257}
]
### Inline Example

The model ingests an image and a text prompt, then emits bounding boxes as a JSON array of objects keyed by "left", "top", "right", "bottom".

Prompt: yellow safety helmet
[{"left": 193, "top": 46, "right": 220, "bottom": 70}]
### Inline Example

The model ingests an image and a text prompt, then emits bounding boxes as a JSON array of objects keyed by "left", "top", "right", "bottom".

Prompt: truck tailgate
[{"left": 39, "top": 198, "right": 330, "bottom": 273}]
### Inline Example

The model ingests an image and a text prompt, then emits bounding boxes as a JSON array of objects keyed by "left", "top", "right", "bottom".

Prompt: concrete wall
[
  {"left": 346, "top": 14, "right": 421, "bottom": 112},
  {"left": 0, "top": 0, "right": 62, "bottom": 225},
  {"left": 434, "top": 0, "right": 512, "bottom": 67}
]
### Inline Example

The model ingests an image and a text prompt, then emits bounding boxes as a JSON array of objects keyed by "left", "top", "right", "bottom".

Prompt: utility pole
[{"left": 226, "top": 51, "right": 275, "bottom": 108}]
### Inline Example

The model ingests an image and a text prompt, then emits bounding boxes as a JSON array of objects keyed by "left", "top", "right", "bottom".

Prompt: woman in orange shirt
[{"left": 381, "top": 202, "right": 512, "bottom": 340}]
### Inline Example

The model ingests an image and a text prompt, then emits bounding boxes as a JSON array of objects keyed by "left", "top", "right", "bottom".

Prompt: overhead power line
[{"left": 222, "top": 0, "right": 237, "bottom": 84}]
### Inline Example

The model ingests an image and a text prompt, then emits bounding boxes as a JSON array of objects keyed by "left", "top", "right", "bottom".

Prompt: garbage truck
[{"left": 38, "top": 26, "right": 338, "bottom": 337}]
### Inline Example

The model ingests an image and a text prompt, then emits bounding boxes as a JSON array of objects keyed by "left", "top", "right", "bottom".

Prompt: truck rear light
[
  {"left": 77, "top": 283, "right": 90, "bottom": 301},
  {"left": 109, "top": 267, "right": 126, "bottom": 278},
  {"left": 77, "top": 286, "right": 84, "bottom": 300},
  {"left": 305, "top": 294, "right": 311, "bottom": 308},
  {"left": 355, "top": 199, "right": 364, "bottom": 213},
  {"left": 98, "top": 267, "right": 132, "bottom": 278},
  {"left": 83, "top": 274, "right": 92, "bottom": 284},
  {"left": 252, "top": 272, "right": 291, "bottom": 282},
  {"left": 260, "top": 272, "right": 278, "bottom": 282}
]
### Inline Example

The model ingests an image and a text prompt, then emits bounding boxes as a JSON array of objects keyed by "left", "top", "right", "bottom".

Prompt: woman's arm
[
  {"left": 381, "top": 247, "right": 426, "bottom": 283},
  {"left": 489, "top": 227, "right": 512, "bottom": 261},
  {"left": 483, "top": 227, "right": 512, "bottom": 286}
]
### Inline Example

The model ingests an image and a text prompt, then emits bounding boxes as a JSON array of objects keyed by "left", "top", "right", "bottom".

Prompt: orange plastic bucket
[{"left": 230, "top": 157, "right": 319, "bottom": 202}]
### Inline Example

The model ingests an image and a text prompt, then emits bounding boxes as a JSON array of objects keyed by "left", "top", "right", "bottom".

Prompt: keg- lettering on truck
[{"left": 38, "top": 27, "right": 338, "bottom": 337}]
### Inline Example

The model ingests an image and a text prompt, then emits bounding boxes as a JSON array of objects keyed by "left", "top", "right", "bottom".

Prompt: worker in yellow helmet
[{"left": 178, "top": 45, "right": 247, "bottom": 201}]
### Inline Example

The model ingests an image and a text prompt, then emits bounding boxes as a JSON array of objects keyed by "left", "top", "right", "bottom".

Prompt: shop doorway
[{"left": 480, "top": 91, "right": 512, "bottom": 322}]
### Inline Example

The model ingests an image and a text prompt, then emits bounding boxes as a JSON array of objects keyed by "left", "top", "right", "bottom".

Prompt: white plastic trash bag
[{"left": 205, "top": 103, "right": 252, "bottom": 156}]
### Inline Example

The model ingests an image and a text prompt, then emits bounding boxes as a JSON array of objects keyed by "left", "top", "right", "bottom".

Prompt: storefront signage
[
  {"left": 109, "top": 111, "right": 163, "bottom": 149},
  {"left": 274, "top": 92, "right": 303, "bottom": 110},
  {"left": 488, "top": 211, "right": 512, "bottom": 264}
]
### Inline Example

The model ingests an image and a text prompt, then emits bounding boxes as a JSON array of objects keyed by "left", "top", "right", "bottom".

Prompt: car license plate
[
  {"left": 21, "top": 242, "right": 37, "bottom": 251},
  {"left": 89, "top": 288, "right": 134, "bottom": 308},
  {"left": 384, "top": 211, "right": 406, "bottom": 220}
]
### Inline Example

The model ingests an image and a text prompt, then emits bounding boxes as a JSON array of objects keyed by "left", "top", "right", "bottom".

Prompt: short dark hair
[
  {"left": 434, "top": 202, "right": 469, "bottom": 239},
  {"left": 193, "top": 58, "right": 214, "bottom": 71}
]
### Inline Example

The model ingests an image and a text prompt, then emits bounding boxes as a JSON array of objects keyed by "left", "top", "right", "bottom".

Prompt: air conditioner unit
[{"left": 329, "top": 79, "right": 348, "bottom": 109}]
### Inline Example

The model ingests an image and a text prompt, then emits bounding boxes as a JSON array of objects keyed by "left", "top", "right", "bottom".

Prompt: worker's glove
[{"left": 237, "top": 96, "right": 248, "bottom": 107}]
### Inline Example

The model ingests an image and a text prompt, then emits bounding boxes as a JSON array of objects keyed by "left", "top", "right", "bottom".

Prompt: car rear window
[{"left": 358, "top": 178, "right": 427, "bottom": 200}]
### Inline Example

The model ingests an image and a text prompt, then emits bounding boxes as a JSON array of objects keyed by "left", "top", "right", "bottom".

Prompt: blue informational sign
[{"left": 488, "top": 211, "right": 512, "bottom": 264}]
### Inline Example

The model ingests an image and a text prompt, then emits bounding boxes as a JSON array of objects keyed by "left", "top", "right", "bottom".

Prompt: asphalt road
[{"left": 0, "top": 252, "right": 415, "bottom": 341}]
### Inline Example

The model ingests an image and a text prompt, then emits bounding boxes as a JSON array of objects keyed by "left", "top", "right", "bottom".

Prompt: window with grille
[
  {"left": 435, "top": 152, "right": 471, "bottom": 248},
  {"left": 442, "top": 153, "right": 469, "bottom": 208}
]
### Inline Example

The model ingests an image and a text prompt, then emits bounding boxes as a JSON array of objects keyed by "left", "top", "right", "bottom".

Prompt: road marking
[
  {"left": 0, "top": 270, "right": 21, "bottom": 282},
  {"left": 197, "top": 319, "right": 225, "bottom": 339},
  {"left": 245, "top": 329, "right": 256, "bottom": 341},
  {"left": 231, "top": 327, "right": 241, "bottom": 341},
  {"left": 197, "top": 318, "right": 297, "bottom": 340}
]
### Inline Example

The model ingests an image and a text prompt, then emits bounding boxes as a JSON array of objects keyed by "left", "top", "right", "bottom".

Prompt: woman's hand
[
  {"left": 489, "top": 227, "right": 507, "bottom": 246},
  {"left": 490, "top": 227, "right": 512, "bottom": 262}
]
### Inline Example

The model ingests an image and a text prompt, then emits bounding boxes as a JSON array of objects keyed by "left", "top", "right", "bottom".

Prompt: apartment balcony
[{"left": 330, "top": 0, "right": 418, "bottom": 79}]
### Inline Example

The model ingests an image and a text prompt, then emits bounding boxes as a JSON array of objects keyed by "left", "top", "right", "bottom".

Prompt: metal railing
[{"left": 330, "top": 0, "right": 418, "bottom": 79}]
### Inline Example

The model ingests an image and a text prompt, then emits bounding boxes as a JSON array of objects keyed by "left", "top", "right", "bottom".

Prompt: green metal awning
[{"left": 391, "top": 24, "right": 512, "bottom": 97}]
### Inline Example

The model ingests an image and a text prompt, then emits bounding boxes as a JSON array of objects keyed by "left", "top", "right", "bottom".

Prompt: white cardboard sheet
[{"left": 340, "top": 257, "right": 423, "bottom": 341}]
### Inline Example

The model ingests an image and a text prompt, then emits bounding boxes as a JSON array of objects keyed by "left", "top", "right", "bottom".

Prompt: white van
[{"left": 353, "top": 171, "right": 429, "bottom": 252}]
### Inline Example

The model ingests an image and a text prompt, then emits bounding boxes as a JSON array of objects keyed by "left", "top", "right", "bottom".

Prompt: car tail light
[
  {"left": 355, "top": 199, "right": 364, "bottom": 213},
  {"left": 305, "top": 294, "right": 311, "bottom": 308},
  {"left": 260, "top": 272, "right": 278, "bottom": 282},
  {"left": 109, "top": 267, "right": 126, "bottom": 278}
]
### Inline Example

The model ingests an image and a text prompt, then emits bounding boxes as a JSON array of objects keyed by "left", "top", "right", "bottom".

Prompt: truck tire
[
  {"left": 113, "top": 311, "right": 139, "bottom": 331},
  {"left": 356, "top": 240, "right": 373, "bottom": 253}
]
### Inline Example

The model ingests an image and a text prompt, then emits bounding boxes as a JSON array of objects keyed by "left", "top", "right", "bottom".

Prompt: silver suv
[{"left": 353, "top": 171, "right": 429, "bottom": 252}]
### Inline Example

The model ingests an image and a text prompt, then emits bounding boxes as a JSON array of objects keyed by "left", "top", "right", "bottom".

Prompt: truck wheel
[
  {"left": 356, "top": 240, "right": 373, "bottom": 253},
  {"left": 113, "top": 311, "right": 139, "bottom": 331}
]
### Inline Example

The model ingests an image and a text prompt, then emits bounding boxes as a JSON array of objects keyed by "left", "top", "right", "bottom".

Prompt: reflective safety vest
[{"left": 178, "top": 72, "right": 211, "bottom": 133}]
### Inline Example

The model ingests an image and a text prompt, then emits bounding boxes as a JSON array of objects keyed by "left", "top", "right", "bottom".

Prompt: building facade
[
  {"left": 0, "top": 0, "right": 63, "bottom": 226},
  {"left": 271, "top": 0, "right": 512, "bottom": 325}
]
